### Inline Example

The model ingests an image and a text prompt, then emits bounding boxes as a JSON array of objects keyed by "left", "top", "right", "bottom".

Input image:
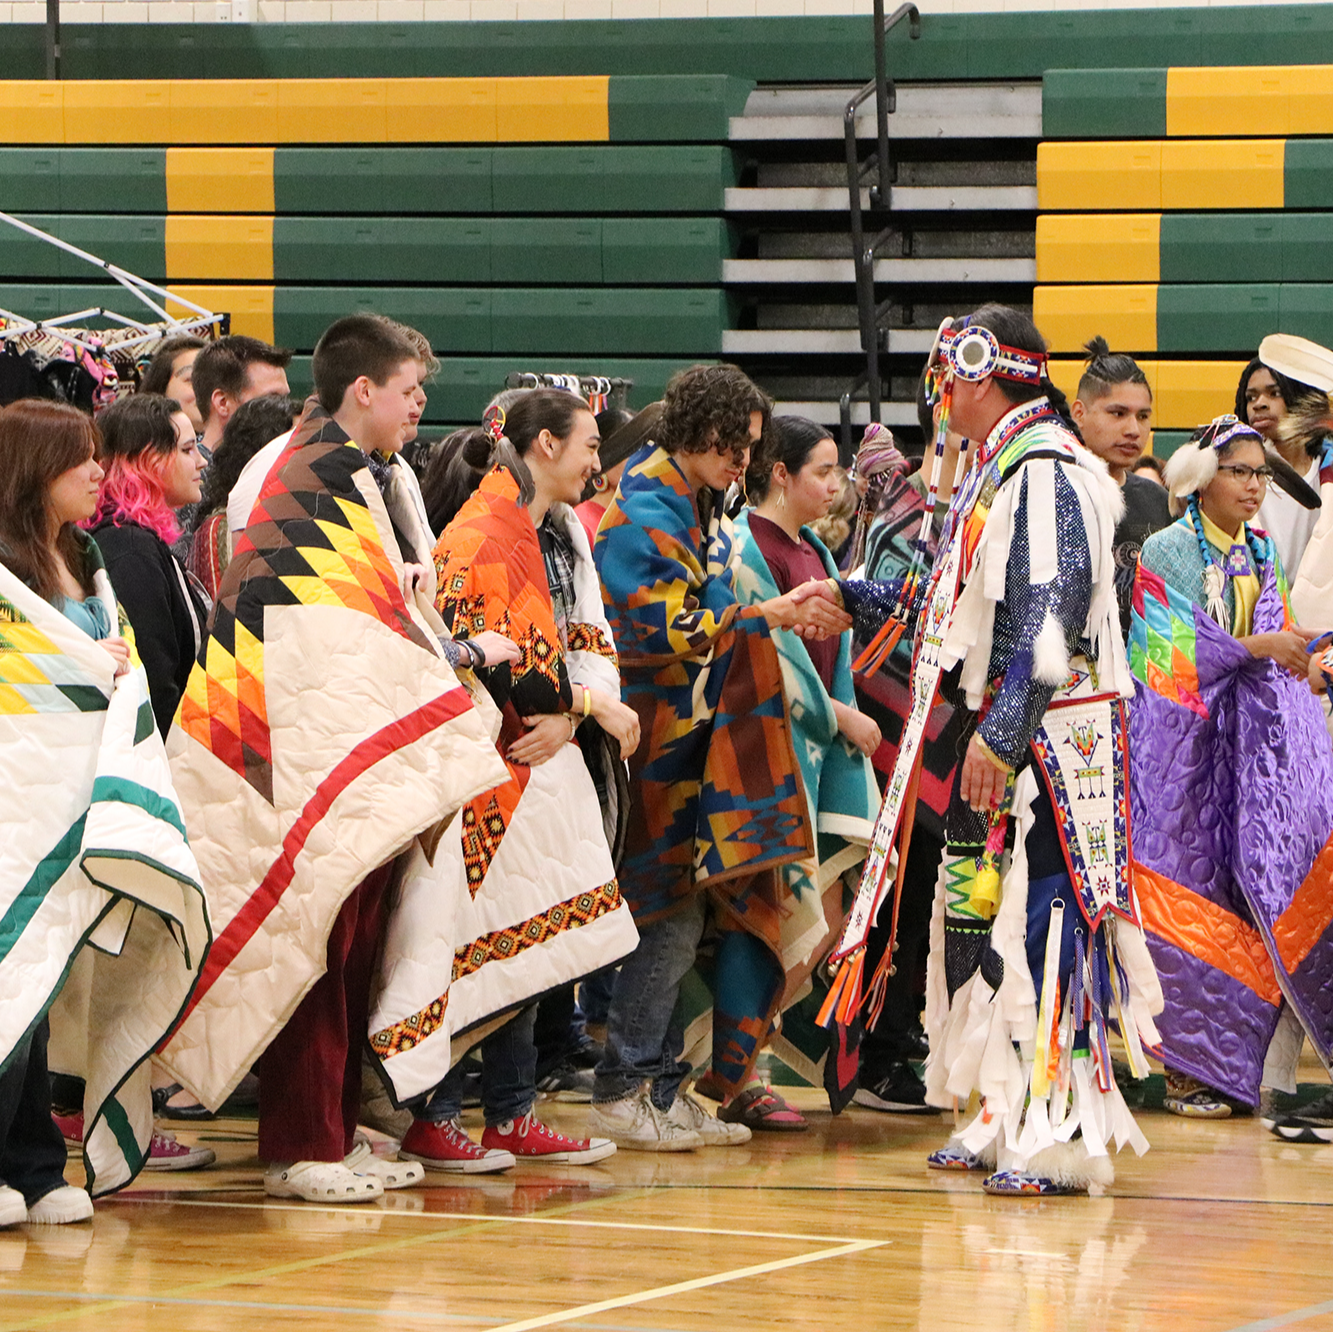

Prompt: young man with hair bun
[{"left": 1070, "top": 336, "right": 1171, "bottom": 631}]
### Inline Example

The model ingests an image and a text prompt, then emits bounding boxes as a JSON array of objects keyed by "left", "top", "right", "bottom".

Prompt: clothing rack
[
  {"left": 0, "top": 211, "right": 225, "bottom": 353},
  {"left": 0, "top": 212, "right": 229, "bottom": 411},
  {"left": 504, "top": 372, "right": 634, "bottom": 414}
]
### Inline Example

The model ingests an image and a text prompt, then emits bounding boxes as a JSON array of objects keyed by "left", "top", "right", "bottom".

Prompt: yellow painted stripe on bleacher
[
  {"left": 1032, "top": 284, "right": 1158, "bottom": 356},
  {"left": 166, "top": 286, "right": 274, "bottom": 345},
  {"left": 1037, "top": 140, "right": 1285, "bottom": 212},
  {"left": 496, "top": 77, "right": 610, "bottom": 143},
  {"left": 1160, "top": 139, "right": 1284, "bottom": 209},
  {"left": 387, "top": 79, "right": 497, "bottom": 143},
  {"left": 1048, "top": 359, "right": 1247, "bottom": 430},
  {"left": 166, "top": 149, "right": 275, "bottom": 214},
  {"left": 1152, "top": 360, "right": 1249, "bottom": 430},
  {"left": 0, "top": 81, "right": 63, "bottom": 144},
  {"left": 1037, "top": 141, "right": 1162, "bottom": 212},
  {"left": 171, "top": 81, "right": 280, "bottom": 144},
  {"left": 1036, "top": 214, "right": 1160, "bottom": 284},
  {"left": 0, "top": 79, "right": 612, "bottom": 146},
  {"left": 1167, "top": 65, "right": 1333, "bottom": 138},
  {"left": 63, "top": 80, "right": 169, "bottom": 142},
  {"left": 165, "top": 217, "right": 274, "bottom": 283}
]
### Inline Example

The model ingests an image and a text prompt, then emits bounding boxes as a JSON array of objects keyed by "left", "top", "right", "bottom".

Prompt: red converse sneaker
[
  {"left": 400, "top": 1118, "right": 515, "bottom": 1174},
  {"left": 53, "top": 1111, "right": 83, "bottom": 1149},
  {"left": 481, "top": 1111, "right": 616, "bottom": 1165}
]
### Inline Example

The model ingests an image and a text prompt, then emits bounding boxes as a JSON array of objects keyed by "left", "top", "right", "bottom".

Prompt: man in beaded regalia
[{"left": 805, "top": 303, "right": 1164, "bottom": 1196}]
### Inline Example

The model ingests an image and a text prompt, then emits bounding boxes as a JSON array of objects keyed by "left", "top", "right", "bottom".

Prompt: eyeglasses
[{"left": 1217, "top": 463, "right": 1274, "bottom": 484}]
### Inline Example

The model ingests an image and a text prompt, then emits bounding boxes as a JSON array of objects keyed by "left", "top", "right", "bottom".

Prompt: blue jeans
[
  {"left": 421, "top": 1005, "right": 537, "bottom": 1128},
  {"left": 578, "top": 966, "right": 617, "bottom": 1027},
  {"left": 593, "top": 893, "right": 707, "bottom": 1110},
  {"left": 0, "top": 1017, "right": 68, "bottom": 1206}
]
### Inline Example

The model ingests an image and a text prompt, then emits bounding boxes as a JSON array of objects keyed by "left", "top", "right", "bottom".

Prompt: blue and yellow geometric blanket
[
  {"left": 0, "top": 548, "right": 208, "bottom": 1196},
  {"left": 595, "top": 444, "right": 813, "bottom": 926}
]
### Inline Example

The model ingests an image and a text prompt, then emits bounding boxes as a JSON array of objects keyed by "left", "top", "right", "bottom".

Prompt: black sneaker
[
  {"left": 535, "top": 1061, "right": 595, "bottom": 1103},
  {"left": 569, "top": 1035, "right": 604, "bottom": 1070},
  {"left": 1267, "top": 1087, "right": 1333, "bottom": 1142},
  {"left": 902, "top": 1024, "right": 929, "bottom": 1063},
  {"left": 852, "top": 1061, "right": 937, "bottom": 1114}
]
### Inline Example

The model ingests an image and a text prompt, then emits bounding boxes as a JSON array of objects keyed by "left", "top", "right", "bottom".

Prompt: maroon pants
[{"left": 258, "top": 861, "right": 394, "bottom": 1163}]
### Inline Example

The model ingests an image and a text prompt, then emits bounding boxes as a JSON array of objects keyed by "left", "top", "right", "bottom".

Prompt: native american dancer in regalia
[
  {"left": 805, "top": 304, "right": 1163, "bottom": 1196},
  {"left": 1130, "top": 414, "right": 1333, "bottom": 1130}
]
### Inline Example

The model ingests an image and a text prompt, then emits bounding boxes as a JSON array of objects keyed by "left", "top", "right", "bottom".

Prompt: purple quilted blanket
[{"left": 1128, "top": 563, "right": 1333, "bottom": 1104}]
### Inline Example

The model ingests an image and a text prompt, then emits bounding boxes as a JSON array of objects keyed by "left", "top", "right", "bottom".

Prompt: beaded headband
[
  {"left": 1191, "top": 413, "right": 1263, "bottom": 454},
  {"left": 937, "top": 325, "right": 1048, "bottom": 385}
]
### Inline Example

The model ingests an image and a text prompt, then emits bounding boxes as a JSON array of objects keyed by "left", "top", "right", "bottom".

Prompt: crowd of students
[{"left": 1, "top": 301, "right": 1332, "bottom": 1226}]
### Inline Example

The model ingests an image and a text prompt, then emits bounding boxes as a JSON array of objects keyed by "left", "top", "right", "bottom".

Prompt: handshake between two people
[{"left": 763, "top": 578, "right": 852, "bottom": 641}]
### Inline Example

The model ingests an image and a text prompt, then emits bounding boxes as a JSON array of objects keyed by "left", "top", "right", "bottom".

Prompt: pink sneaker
[
  {"left": 481, "top": 1111, "right": 616, "bottom": 1165},
  {"left": 143, "top": 1130, "right": 215, "bottom": 1171},
  {"left": 54, "top": 1111, "right": 215, "bottom": 1170},
  {"left": 400, "top": 1118, "right": 515, "bottom": 1174}
]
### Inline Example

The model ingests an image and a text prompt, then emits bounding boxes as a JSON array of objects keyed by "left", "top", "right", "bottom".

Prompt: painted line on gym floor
[
  {"left": 487, "top": 1240, "right": 888, "bottom": 1332},
  {"left": 1235, "top": 1297, "right": 1333, "bottom": 1331},
  {"left": 112, "top": 1193, "right": 872, "bottom": 1244},
  {"left": 5, "top": 1198, "right": 629, "bottom": 1333},
  {"left": 0, "top": 1289, "right": 494, "bottom": 1326},
  {"left": 8, "top": 1191, "right": 880, "bottom": 1333}
]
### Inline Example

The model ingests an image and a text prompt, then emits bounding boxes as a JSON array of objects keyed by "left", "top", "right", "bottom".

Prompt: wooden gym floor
[{"left": 2, "top": 1070, "right": 1333, "bottom": 1332}]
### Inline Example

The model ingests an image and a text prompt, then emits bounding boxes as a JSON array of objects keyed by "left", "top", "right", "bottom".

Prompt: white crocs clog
[
  {"left": 344, "top": 1141, "right": 424, "bottom": 1190},
  {"left": 263, "top": 1160, "right": 385, "bottom": 1203}
]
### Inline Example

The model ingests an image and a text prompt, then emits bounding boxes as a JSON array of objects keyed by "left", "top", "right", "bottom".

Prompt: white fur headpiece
[{"left": 1161, "top": 414, "right": 1261, "bottom": 518}]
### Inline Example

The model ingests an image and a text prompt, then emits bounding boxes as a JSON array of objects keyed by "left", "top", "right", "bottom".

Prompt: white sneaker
[
  {"left": 668, "top": 1089, "right": 752, "bottom": 1146},
  {"left": 26, "top": 1185, "right": 92, "bottom": 1225},
  {"left": 589, "top": 1083, "right": 703, "bottom": 1152},
  {"left": 344, "top": 1141, "right": 424, "bottom": 1189},
  {"left": 263, "top": 1160, "right": 384, "bottom": 1202},
  {"left": 0, "top": 1186, "right": 27, "bottom": 1227}
]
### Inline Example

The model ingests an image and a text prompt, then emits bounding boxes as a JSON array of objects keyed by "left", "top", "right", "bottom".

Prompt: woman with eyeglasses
[{"left": 1129, "top": 415, "right": 1333, "bottom": 1125}]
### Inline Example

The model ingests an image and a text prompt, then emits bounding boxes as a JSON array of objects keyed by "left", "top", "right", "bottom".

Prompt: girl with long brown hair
[{"left": 0, "top": 399, "right": 129, "bottom": 1228}]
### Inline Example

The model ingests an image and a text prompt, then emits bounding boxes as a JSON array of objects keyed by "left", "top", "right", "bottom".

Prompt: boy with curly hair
[{"left": 589, "top": 363, "right": 850, "bottom": 1150}]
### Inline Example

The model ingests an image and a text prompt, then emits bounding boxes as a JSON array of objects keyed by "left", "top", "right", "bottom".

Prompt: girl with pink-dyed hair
[{"left": 88, "top": 394, "right": 208, "bottom": 738}]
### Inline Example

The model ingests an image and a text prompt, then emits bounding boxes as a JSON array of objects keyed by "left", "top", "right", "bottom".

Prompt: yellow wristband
[
  {"left": 581, "top": 685, "right": 593, "bottom": 718},
  {"left": 972, "top": 734, "right": 1013, "bottom": 772}
]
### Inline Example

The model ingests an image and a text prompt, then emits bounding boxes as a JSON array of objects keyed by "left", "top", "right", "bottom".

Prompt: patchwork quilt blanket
[
  {"left": 1130, "top": 559, "right": 1333, "bottom": 1104},
  {"left": 160, "top": 404, "right": 505, "bottom": 1108},
  {"left": 0, "top": 553, "right": 207, "bottom": 1195},
  {"left": 368, "top": 467, "right": 638, "bottom": 1104}
]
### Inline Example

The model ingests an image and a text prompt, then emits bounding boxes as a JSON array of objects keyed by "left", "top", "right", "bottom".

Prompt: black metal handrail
[{"left": 841, "top": 0, "right": 920, "bottom": 455}]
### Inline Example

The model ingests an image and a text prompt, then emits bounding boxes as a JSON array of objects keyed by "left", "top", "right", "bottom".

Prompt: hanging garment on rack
[{"left": 0, "top": 318, "right": 224, "bottom": 410}]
